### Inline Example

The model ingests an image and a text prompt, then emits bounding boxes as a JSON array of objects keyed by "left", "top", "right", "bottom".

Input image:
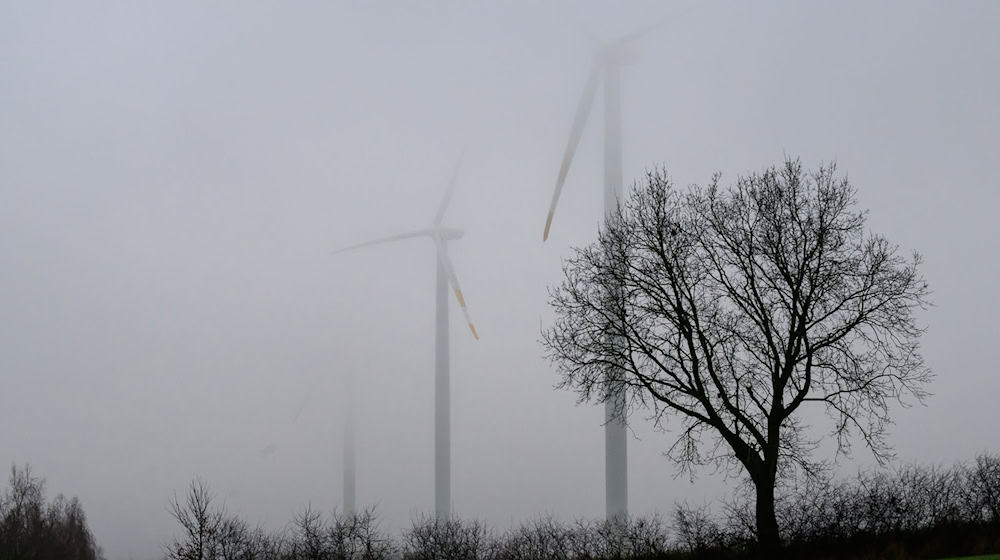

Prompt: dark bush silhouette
[
  {"left": 0, "top": 464, "right": 105, "bottom": 560},
  {"left": 742, "top": 455, "right": 1000, "bottom": 559},
  {"left": 671, "top": 502, "right": 724, "bottom": 558},
  {"left": 493, "top": 515, "right": 573, "bottom": 560},
  {"left": 283, "top": 505, "right": 395, "bottom": 560},
  {"left": 965, "top": 452, "right": 1000, "bottom": 527},
  {"left": 163, "top": 455, "right": 1000, "bottom": 560},
  {"left": 402, "top": 515, "right": 494, "bottom": 560},
  {"left": 588, "top": 515, "right": 670, "bottom": 560}
]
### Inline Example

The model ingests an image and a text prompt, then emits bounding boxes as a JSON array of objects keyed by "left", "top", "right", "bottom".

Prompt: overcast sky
[{"left": 2, "top": 1, "right": 999, "bottom": 559}]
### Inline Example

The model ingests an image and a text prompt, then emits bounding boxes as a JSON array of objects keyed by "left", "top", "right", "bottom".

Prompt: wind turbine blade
[
  {"left": 613, "top": 2, "right": 702, "bottom": 48},
  {"left": 544, "top": 62, "right": 602, "bottom": 241},
  {"left": 433, "top": 237, "right": 479, "bottom": 340},
  {"left": 332, "top": 228, "right": 434, "bottom": 255},
  {"left": 433, "top": 151, "right": 465, "bottom": 226}
]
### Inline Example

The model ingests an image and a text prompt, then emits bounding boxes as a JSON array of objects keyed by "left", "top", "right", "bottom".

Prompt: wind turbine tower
[
  {"left": 543, "top": 28, "right": 660, "bottom": 521},
  {"left": 334, "top": 158, "right": 477, "bottom": 518},
  {"left": 343, "top": 373, "right": 356, "bottom": 514}
]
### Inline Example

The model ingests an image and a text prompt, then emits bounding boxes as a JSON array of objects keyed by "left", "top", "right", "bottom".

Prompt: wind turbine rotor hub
[
  {"left": 436, "top": 227, "right": 465, "bottom": 241},
  {"left": 599, "top": 44, "right": 638, "bottom": 67}
]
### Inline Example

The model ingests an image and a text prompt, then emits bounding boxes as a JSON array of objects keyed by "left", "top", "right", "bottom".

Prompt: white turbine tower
[
  {"left": 542, "top": 15, "right": 681, "bottom": 520},
  {"left": 343, "top": 372, "right": 356, "bottom": 515},
  {"left": 334, "top": 158, "right": 477, "bottom": 518}
]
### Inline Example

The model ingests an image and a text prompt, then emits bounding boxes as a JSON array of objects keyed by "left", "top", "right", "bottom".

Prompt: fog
[{"left": 2, "top": 1, "right": 999, "bottom": 558}]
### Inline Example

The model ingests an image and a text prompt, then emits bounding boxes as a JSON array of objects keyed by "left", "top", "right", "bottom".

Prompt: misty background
[{"left": 2, "top": 1, "right": 998, "bottom": 559}]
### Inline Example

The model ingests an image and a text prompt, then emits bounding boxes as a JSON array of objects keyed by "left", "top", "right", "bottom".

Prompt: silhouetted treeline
[
  {"left": 166, "top": 453, "right": 1000, "bottom": 560},
  {"left": 0, "top": 465, "right": 105, "bottom": 560}
]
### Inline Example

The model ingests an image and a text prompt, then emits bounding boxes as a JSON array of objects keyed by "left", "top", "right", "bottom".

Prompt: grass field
[{"left": 939, "top": 555, "right": 1000, "bottom": 560}]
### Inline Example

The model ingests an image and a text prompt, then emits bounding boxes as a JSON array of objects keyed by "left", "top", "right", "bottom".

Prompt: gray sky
[{"left": 2, "top": 1, "right": 999, "bottom": 559}]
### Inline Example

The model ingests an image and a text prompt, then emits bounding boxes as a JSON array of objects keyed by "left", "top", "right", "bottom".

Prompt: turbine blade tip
[
  {"left": 543, "top": 212, "right": 554, "bottom": 241},
  {"left": 469, "top": 323, "right": 479, "bottom": 339}
]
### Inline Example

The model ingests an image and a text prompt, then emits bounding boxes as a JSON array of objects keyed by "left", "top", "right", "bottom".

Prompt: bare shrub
[
  {"left": 495, "top": 516, "right": 573, "bottom": 560},
  {"left": 158, "top": 454, "right": 1000, "bottom": 559},
  {"left": 285, "top": 505, "right": 395, "bottom": 560},
  {"left": 775, "top": 471, "right": 856, "bottom": 544},
  {"left": 671, "top": 503, "right": 721, "bottom": 556},
  {"left": 402, "top": 515, "right": 495, "bottom": 560},
  {"left": 329, "top": 509, "right": 397, "bottom": 560},
  {"left": 589, "top": 515, "right": 669, "bottom": 560}
]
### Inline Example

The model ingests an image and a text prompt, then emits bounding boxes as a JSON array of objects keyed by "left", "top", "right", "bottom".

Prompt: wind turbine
[
  {"left": 333, "top": 157, "right": 477, "bottom": 518},
  {"left": 542, "top": 14, "right": 682, "bottom": 521}
]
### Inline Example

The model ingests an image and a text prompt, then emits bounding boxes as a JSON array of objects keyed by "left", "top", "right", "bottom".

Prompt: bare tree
[
  {"left": 164, "top": 478, "right": 284, "bottom": 560},
  {"left": 543, "top": 159, "right": 931, "bottom": 556},
  {"left": 165, "top": 479, "right": 224, "bottom": 560},
  {"left": 964, "top": 453, "right": 1000, "bottom": 527}
]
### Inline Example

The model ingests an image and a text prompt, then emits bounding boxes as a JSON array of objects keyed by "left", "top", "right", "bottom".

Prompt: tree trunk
[{"left": 755, "top": 476, "right": 781, "bottom": 559}]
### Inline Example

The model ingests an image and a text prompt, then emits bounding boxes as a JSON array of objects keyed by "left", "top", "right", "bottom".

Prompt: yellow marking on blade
[
  {"left": 543, "top": 211, "right": 554, "bottom": 241},
  {"left": 453, "top": 288, "right": 466, "bottom": 307},
  {"left": 469, "top": 323, "right": 479, "bottom": 340}
]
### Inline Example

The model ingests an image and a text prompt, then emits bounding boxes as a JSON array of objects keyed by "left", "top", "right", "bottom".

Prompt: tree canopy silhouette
[
  {"left": 542, "top": 159, "right": 931, "bottom": 556},
  {"left": 0, "top": 464, "right": 104, "bottom": 560}
]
